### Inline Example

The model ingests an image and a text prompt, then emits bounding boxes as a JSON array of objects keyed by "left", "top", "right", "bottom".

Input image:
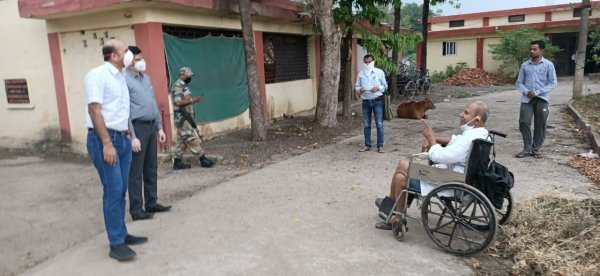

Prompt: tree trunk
[
  {"left": 420, "top": 0, "right": 430, "bottom": 76},
  {"left": 573, "top": 0, "right": 591, "bottom": 99},
  {"left": 389, "top": 2, "right": 401, "bottom": 98},
  {"left": 313, "top": 0, "right": 342, "bottom": 127},
  {"left": 342, "top": 28, "right": 353, "bottom": 118},
  {"left": 239, "top": 0, "right": 267, "bottom": 140}
]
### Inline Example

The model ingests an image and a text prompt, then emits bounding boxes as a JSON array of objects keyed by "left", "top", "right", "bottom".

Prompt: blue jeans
[
  {"left": 362, "top": 99, "right": 384, "bottom": 149},
  {"left": 86, "top": 130, "right": 132, "bottom": 245}
]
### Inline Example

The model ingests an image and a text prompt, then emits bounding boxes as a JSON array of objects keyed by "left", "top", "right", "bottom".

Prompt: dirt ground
[
  {"left": 201, "top": 83, "right": 516, "bottom": 170},
  {"left": 0, "top": 84, "right": 515, "bottom": 276}
]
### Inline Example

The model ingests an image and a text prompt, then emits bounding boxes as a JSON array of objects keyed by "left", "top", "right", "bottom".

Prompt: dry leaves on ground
[
  {"left": 571, "top": 155, "right": 600, "bottom": 185},
  {"left": 442, "top": 68, "right": 508, "bottom": 87},
  {"left": 494, "top": 195, "right": 600, "bottom": 275}
]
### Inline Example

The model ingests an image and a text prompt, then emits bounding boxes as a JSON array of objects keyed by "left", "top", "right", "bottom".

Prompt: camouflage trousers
[{"left": 172, "top": 120, "right": 204, "bottom": 159}]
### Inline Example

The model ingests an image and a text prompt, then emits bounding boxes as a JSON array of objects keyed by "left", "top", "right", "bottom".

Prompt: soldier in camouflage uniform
[{"left": 170, "top": 67, "right": 215, "bottom": 170}]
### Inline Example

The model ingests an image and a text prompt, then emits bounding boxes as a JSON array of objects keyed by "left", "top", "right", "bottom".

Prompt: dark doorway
[
  {"left": 551, "top": 32, "right": 600, "bottom": 76},
  {"left": 551, "top": 32, "right": 577, "bottom": 76}
]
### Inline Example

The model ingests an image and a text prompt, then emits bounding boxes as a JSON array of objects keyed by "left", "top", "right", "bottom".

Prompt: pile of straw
[{"left": 494, "top": 195, "right": 600, "bottom": 275}]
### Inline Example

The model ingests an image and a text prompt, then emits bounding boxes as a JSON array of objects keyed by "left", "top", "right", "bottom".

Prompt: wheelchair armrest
[
  {"left": 489, "top": 130, "right": 507, "bottom": 138},
  {"left": 410, "top": 152, "right": 429, "bottom": 162}
]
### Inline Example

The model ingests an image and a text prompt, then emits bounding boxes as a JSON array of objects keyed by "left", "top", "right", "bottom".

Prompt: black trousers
[
  {"left": 519, "top": 97, "right": 549, "bottom": 154},
  {"left": 128, "top": 121, "right": 158, "bottom": 214}
]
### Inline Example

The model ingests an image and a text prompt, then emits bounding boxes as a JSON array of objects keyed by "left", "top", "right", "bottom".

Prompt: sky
[{"left": 403, "top": 0, "right": 579, "bottom": 16}]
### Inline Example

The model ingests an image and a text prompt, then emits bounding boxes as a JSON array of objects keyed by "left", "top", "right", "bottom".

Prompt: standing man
[
  {"left": 515, "top": 40, "right": 557, "bottom": 159},
  {"left": 85, "top": 39, "right": 147, "bottom": 261},
  {"left": 355, "top": 54, "right": 388, "bottom": 153},
  {"left": 125, "top": 46, "right": 171, "bottom": 221},
  {"left": 170, "top": 67, "right": 215, "bottom": 169}
]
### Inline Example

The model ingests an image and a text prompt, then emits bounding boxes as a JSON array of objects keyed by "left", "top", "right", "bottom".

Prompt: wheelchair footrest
[
  {"left": 378, "top": 196, "right": 395, "bottom": 216},
  {"left": 378, "top": 212, "right": 389, "bottom": 221}
]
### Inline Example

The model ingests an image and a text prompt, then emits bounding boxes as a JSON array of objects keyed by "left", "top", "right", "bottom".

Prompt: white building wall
[
  {"left": 427, "top": 38, "right": 477, "bottom": 74},
  {"left": 58, "top": 27, "right": 136, "bottom": 151},
  {"left": 40, "top": 7, "right": 319, "bottom": 151},
  {"left": 483, "top": 37, "right": 503, "bottom": 73},
  {"left": 0, "top": 0, "right": 59, "bottom": 148},
  {"left": 488, "top": 13, "right": 545, "bottom": 26},
  {"left": 430, "top": 19, "right": 483, "bottom": 31}
]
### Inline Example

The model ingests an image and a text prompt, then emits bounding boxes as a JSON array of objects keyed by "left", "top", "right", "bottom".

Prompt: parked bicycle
[{"left": 386, "top": 63, "right": 431, "bottom": 101}]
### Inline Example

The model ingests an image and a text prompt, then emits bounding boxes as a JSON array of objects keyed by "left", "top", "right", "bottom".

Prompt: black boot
[
  {"left": 199, "top": 155, "right": 215, "bottom": 168},
  {"left": 173, "top": 158, "right": 191, "bottom": 170}
]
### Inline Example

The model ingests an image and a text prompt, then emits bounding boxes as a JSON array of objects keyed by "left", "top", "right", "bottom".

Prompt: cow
[{"left": 396, "top": 98, "right": 436, "bottom": 119}]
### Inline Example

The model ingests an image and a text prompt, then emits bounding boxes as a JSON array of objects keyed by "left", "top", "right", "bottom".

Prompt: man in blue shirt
[
  {"left": 355, "top": 54, "right": 388, "bottom": 153},
  {"left": 125, "top": 46, "right": 171, "bottom": 221},
  {"left": 515, "top": 40, "right": 557, "bottom": 159}
]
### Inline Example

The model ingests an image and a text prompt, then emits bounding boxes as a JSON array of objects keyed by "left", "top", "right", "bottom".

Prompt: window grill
[
  {"left": 508, "top": 14, "right": 525, "bottom": 22},
  {"left": 573, "top": 8, "right": 592, "bottom": 18},
  {"left": 263, "top": 34, "right": 309, "bottom": 84},
  {"left": 449, "top": 20, "right": 465, "bottom": 28},
  {"left": 442, "top": 41, "right": 457, "bottom": 56}
]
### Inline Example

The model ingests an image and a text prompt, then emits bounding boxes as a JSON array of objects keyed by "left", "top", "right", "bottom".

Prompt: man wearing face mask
[
  {"left": 170, "top": 67, "right": 215, "bottom": 170},
  {"left": 124, "top": 46, "right": 171, "bottom": 221},
  {"left": 374, "top": 101, "right": 489, "bottom": 230},
  {"left": 85, "top": 39, "right": 148, "bottom": 261},
  {"left": 355, "top": 54, "right": 388, "bottom": 153}
]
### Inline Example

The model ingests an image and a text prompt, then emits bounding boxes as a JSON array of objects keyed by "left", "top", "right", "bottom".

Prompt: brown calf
[{"left": 396, "top": 98, "right": 436, "bottom": 119}]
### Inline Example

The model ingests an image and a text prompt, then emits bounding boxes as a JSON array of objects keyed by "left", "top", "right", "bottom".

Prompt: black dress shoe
[
  {"left": 125, "top": 234, "right": 148, "bottom": 245},
  {"left": 131, "top": 211, "right": 154, "bottom": 221},
  {"left": 109, "top": 244, "right": 136, "bottom": 261},
  {"left": 146, "top": 203, "right": 172, "bottom": 213}
]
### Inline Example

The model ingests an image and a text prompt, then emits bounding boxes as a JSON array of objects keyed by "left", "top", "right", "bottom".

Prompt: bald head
[
  {"left": 468, "top": 100, "right": 489, "bottom": 124},
  {"left": 460, "top": 100, "right": 489, "bottom": 128},
  {"left": 101, "top": 39, "right": 128, "bottom": 69}
]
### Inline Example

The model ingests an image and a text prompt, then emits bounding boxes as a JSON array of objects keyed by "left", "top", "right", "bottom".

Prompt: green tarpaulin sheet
[{"left": 163, "top": 34, "right": 249, "bottom": 124}]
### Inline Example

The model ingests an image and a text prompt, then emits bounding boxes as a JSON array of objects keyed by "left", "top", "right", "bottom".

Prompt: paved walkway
[{"left": 23, "top": 82, "right": 599, "bottom": 275}]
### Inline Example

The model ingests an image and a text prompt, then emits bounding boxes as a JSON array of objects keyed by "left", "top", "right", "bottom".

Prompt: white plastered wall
[
  {"left": 488, "top": 13, "right": 545, "bottom": 26},
  {"left": 47, "top": 7, "right": 318, "bottom": 148},
  {"left": 58, "top": 27, "right": 136, "bottom": 152},
  {"left": 0, "top": 0, "right": 59, "bottom": 148},
  {"left": 430, "top": 19, "right": 483, "bottom": 31},
  {"left": 552, "top": 8, "right": 600, "bottom": 21},
  {"left": 427, "top": 38, "right": 477, "bottom": 74},
  {"left": 483, "top": 37, "right": 503, "bottom": 73}
]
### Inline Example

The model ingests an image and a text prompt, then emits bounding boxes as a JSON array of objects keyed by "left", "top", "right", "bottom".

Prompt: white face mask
[
  {"left": 364, "top": 61, "right": 375, "bottom": 71},
  {"left": 123, "top": 51, "right": 134, "bottom": 68},
  {"left": 134, "top": 59, "right": 146, "bottom": 72},
  {"left": 460, "top": 116, "right": 479, "bottom": 132}
]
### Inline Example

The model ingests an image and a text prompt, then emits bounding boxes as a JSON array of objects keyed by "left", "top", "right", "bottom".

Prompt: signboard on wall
[{"left": 4, "top": 79, "right": 30, "bottom": 104}]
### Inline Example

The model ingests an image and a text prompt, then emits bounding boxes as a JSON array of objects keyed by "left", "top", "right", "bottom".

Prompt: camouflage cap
[{"left": 179, "top": 67, "right": 194, "bottom": 77}]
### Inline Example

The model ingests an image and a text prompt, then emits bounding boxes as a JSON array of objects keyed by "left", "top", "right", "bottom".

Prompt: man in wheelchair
[{"left": 375, "top": 100, "right": 490, "bottom": 230}]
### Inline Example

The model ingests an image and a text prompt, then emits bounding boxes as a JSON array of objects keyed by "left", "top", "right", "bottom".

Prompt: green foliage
[
  {"left": 334, "top": 0, "right": 391, "bottom": 28},
  {"left": 430, "top": 62, "right": 467, "bottom": 83},
  {"left": 589, "top": 26, "right": 600, "bottom": 65},
  {"left": 380, "top": 2, "right": 441, "bottom": 31},
  {"left": 360, "top": 30, "right": 422, "bottom": 73},
  {"left": 488, "top": 28, "right": 561, "bottom": 77}
]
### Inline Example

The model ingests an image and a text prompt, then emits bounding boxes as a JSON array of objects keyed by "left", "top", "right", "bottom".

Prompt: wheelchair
[{"left": 378, "top": 130, "right": 513, "bottom": 255}]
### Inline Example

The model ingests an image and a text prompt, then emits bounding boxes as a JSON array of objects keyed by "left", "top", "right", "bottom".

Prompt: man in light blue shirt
[
  {"left": 355, "top": 54, "right": 388, "bottom": 153},
  {"left": 515, "top": 40, "right": 557, "bottom": 159}
]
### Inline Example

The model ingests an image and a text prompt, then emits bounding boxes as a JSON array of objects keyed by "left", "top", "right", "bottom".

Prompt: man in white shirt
[
  {"left": 375, "top": 100, "right": 490, "bottom": 230},
  {"left": 85, "top": 39, "right": 147, "bottom": 261},
  {"left": 355, "top": 54, "right": 388, "bottom": 153}
]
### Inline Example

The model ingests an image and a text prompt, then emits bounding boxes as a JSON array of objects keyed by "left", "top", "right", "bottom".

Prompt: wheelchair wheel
[
  {"left": 497, "top": 191, "right": 513, "bottom": 225},
  {"left": 392, "top": 217, "right": 407, "bottom": 242},
  {"left": 404, "top": 81, "right": 417, "bottom": 99},
  {"left": 421, "top": 183, "right": 497, "bottom": 255}
]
